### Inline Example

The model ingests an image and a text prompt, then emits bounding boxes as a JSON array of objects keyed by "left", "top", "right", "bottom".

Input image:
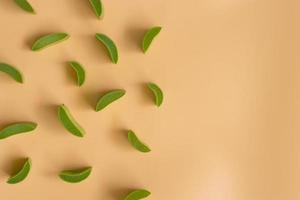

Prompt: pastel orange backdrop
[{"left": 1, "top": 0, "right": 300, "bottom": 200}]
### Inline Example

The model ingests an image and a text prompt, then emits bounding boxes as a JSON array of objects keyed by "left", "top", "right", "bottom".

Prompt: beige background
[{"left": 1, "top": 0, "right": 300, "bottom": 199}]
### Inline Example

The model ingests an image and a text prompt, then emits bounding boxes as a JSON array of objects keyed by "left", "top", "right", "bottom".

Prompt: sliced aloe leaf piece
[
  {"left": 95, "top": 33, "right": 118, "bottom": 64},
  {"left": 14, "top": 0, "right": 35, "bottom": 14},
  {"left": 89, "top": 0, "right": 103, "bottom": 19},
  {"left": 0, "top": 63, "right": 23, "bottom": 83},
  {"left": 7, "top": 158, "right": 32, "bottom": 184},
  {"left": 127, "top": 130, "right": 151, "bottom": 153},
  {"left": 0, "top": 122, "right": 37, "bottom": 140},
  {"left": 95, "top": 89, "right": 125, "bottom": 111},
  {"left": 147, "top": 82, "right": 163, "bottom": 107},
  {"left": 68, "top": 61, "right": 86, "bottom": 87},
  {"left": 59, "top": 167, "right": 92, "bottom": 183},
  {"left": 124, "top": 189, "right": 151, "bottom": 200},
  {"left": 58, "top": 104, "right": 85, "bottom": 137},
  {"left": 31, "top": 33, "right": 70, "bottom": 51},
  {"left": 142, "top": 26, "right": 162, "bottom": 53}
]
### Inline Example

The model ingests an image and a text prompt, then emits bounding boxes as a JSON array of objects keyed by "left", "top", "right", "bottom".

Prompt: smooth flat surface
[{"left": 1, "top": 0, "right": 300, "bottom": 199}]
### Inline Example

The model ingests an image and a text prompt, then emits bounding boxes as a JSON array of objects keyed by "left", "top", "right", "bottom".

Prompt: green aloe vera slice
[
  {"left": 0, "top": 122, "right": 37, "bottom": 140},
  {"left": 95, "top": 89, "right": 125, "bottom": 111},
  {"left": 95, "top": 33, "right": 118, "bottom": 64},
  {"left": 68, "top": 61, "right": 86, "bottom": 87},
  {"left": 7, "top": 158, "right": 32, "bottom": 184},
  {"left": 58, "top": 104, "right": 85, "bottom": 137},
  {"left": 142, "top": 26, "right": 162, "bottom": 53},
  {"left": 0, "top": 63, "right": 23, "bottom": 83},
  {"left": 147, "top": 82, "right": 163, "bottom": 107},
  {"left": 124, "top": 189, "right": 151, "bottom": 200},
  {"left": 14, "top": 0, "right": 35, "bottom": 14},
  {"left": 31, "top": 33, "right": 70, "bottom": 51},
  {"left": 127, "top": 130, "right": 151, "bottom": 153},
  {"left": 89, "top": 0, "right": 103, "bottom": 19},
  {"left": 59, "top": 167, "right": 92, "bottom": 183}
]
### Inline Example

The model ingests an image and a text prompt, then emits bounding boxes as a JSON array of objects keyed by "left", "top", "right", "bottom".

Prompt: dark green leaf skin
[
  {"left": 95, "top": 89, "right": 125, "bottom": 111},
  {"left": 7, "top": 158, "right": 32, "bottom": 184},
  {"left": 95, "top": 33, "right": 118, "bottom": 64},
  {"left": 31, "top": 33, "right": 70, "bottom": 51},
  {"left": 0, "top": 122, "right": 37, "bottom": 140},
  {"left": 59, "top": 167, "right": 92, "bottom": 183},
  {"left": 89, "top": 0, "right": 103, "bottom": 19},
  {"left": 147, "top": 82, "right": 163, "bottom": 107},
  {"left": 68, "top": 61, "right": 86, "bottom": 87},
  {"left": 14, "top": 0, "right": 35, "bottom": 14},
  {"left": 142, "top": 26, "right": 162, "bottom": 53},
  {"left": 127, "top": 130, "right": 151, "bottom": 153},
  {"left": 0, "top": 63, "right": 23, "bottom": 83},
  {"left": 124, "top": 189, "right": 151, "bottom": 200},
  {"left": 58, "top": 104, "right": 85, "bottom": 137}
]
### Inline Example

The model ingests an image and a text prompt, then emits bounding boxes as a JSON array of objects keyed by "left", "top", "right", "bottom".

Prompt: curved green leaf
[
  {"left": 58, "top": 104, "right": 85, "bottom": 137},
  {"left": 142, "top": 26, "right": 162, "bottom": 53},
  {"left": 14, "top": 0, "right": 35, "bottom": 14},
  {"left": 0, "top": 63, "right": 23, "bottom": 83},
  {"left": 95, "top": 33, "right": 118, "bottom": 64},
  {"left": 95, "top": 89, "right": 125, "bottom": 111},
  {"left": 7, "top": 158, "right": 31, "bottom": 184},
  {"left": 0, "top": 122, "right": 37, "bottom": 140},
  {"left": 68, "top": 61, "right": 86, "bottom": 87},
  {"left": 89, "top": 0, "right": 103, "bottom": 19},
  {"left": 59, "top": 167, "right": 92, "bottom": 183},
  {"left": 147, "top": 82, "right": 163, "bottom": 107},
  {"left": 32, "top": 33, "right": 70, "bottom": 51},
  {"left": 125, "top": 189, "right": 151, "bottom": 200},
  {"left": 127, "top": 130, "right": 151, "bottom": 153}
]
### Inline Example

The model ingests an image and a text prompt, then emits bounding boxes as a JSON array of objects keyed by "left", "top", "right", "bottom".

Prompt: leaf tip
[{"left": 18, "top": 78, "right": 24, "bottom": 84}]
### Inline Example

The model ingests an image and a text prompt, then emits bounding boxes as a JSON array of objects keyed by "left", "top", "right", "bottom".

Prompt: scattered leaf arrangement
[{"left": 0, "top": 0, "right": 164, "bottom": 199}]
